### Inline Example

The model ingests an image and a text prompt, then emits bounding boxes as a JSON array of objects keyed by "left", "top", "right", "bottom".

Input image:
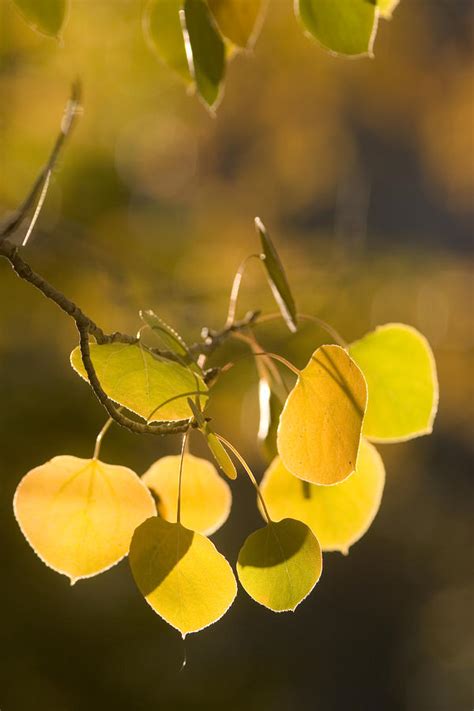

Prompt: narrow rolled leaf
[
  {"left": 12, "top": 0, "right": 67, "bottom": 37},
  {"left": 183, "top": 0, "right": 226, "bottom": 109},
  {"left": 277, "top": 344, "right": 367, "bottom": 485},
  {"left": 208, "top": 0, "right": 265, "bottom": 49},
  {"left": 377, "top": 0, "right": 399, "bottom": 19},
  {"left": 70, "top": 342, "right": 208, "bottom": 422},
  {"left": 255, "top": 217, "right": 297, "bottom": 333},
  {"left": 202, "top": 425, "right": 237, "bottom": 480},
  {"left": 129, "top": 517, "right": 237, "bottom": 636},
  {"left": 139, "top": 309, "right": 190, "bottom": 358},
  {"left": 296, "top": 0, "right": 378, "bottom": 57},
  {"left": 237, "top": 519, "right": 322, "bottom": 611},
  {"left": 143, "top": 453, "right": 231, "bottom": 535},
  {"left": 349, "top": 323, "right": 438, "bottom": 442},
  {"left": 260, "top": 439, "right": 385, "bottom": 553},
  {"left": 258, "top": 379, "right": 283, "bottom": 463},
  {"left": 143, "top": 0, "right": 192, "bottom": 82},
  {"left": 14, "top": 456, "right": 156, "bottom": 583}
]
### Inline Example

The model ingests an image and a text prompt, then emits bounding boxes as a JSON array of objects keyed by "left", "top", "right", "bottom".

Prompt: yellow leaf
[
  {"left": 277, "top": 344, "right": 367, "bottom": 485},
  {"left": 260, "top": 439, "right": 385, "bottom": 553},
  {"left": 237, "top": 519, "right": 322, "bottom": 612},
  {"left": 129, "top": 517, "right": 237, "bottom": 636},
  {"left": 142, "top": 453, "right": 231, "bottom": 535},
  {"left": 14, "top": 456, "right": 156, "bottom": 583},
  {"left": 208, "top": 0, "right": 265, "bottom": 49}
]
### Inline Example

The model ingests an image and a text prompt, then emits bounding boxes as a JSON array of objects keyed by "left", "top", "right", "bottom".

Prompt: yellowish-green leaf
[
  {"left": 183, "top": 0, "right": 226, "bottom": 109},
  {"left": 208, "top": 0, "right": 265, "bottom": 49},
  {"left": 142, "top": 453, "right": 231, "bottom": 535},
  {"left": 129, "top": 517, "right": 237, "bottom": 636},
  {"left": 70, "top": 342, "right": 208, "bottom": 422},
  {"left": 12, "top": 0, "right": 67, "bottom": 37},
  {"left": 237, "top": 518, "right": 322, "bottom": 611},
  {"left": 202, "top": 425, "right": 237, "bottom": 480},
  {"left": 349, "top": 323, "right": 438, "bottom": 442},
  {"left": 139, "top": 309, "right": 190, "bottom": 358},
  {"left": 258, "top": 378, "right": 283, "bottom": 463},
  {"left": 296, "top": 0, "right": 378, "bottom": 57},
  {"left": 377, "top": 0, "right": 399, "bottom": 19},
  {"left": 143, "top": 0, "right": 192, "bottom": 82},
  {"left": 260, "top": 439, "right": 385, "bottom": 554},
  {"left": 277, "top": 344, "right": 367, "bottom": 485},
  {"left": 255, "top": 217, "right": 297, "bottom": 333},
  {"left": 14, "top": 456, "right": 156, "bottom": 583}
]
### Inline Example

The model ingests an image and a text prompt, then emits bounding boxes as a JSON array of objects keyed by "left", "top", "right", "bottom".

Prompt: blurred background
[{"left": 0, "top": 1, "right": 473, "bottom": 709}]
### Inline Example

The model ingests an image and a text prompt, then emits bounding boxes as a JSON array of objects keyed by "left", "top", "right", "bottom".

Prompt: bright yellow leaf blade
[
  {"left": 129, "top": 517, "right": 237, "bottom": 636},
  {"left": 349, "top": 323, "right": 438, "bottom": 442},
  {"left": 260, "top": 439, "right": 385, "bottom": 554},
  {"left": 142, "top": 454, "right": 231, "bottom": 535},
  {"left": 237, "top": 519, "right": 322, "bottom": 612},
  {"left": 14, "top": 456, "right": 156, "bottom": 583},
  {"left": 208, "top": 0, "right": 265, "bottom": 49},
  {"left": 277, "top": 344, "right": 367, "bottom": 485}
]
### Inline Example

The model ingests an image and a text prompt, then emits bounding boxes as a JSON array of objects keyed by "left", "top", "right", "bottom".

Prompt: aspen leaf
[
  {"left": 260, "top": 439, "right": 385, "bottom": 553},
  {"left": 258, "top": 379, "right": 283, "bottom": 463},
  {"left": 139, "top": 309, "right": 190, "bottom": 358},
  {"left": 255, "top": 217, "right": 297, "bottom": 333},
  {"left": 202, "top": 425, "right": 237, "bottom": 480},
  {"left": 277, "top": 344, "right": 367, "bottom": 485},
  {"left": 208, "top": 0, "right": 265, "bottom": 49},
  {"left": 349, "top": 323, "right": 438, "bottom": 442},
  {"left": 70, "top": 343, "right": 208, "bottom": 422},
  {"left": 143, "top": 0, "right": 192, "bottom": 82},
  {"left": 14, "top": 456, "right": 156, "bottom": 583},
  {"left": 129, "top": 517, "right": 237, "bottom": 636},
  {"left": 12, "top": 0, "right": 67, "bottom": 37},
  {"left": 237, "top": 519, "right": 322, "bottom": 611},
  {"left": 296, "top": 0, "right": 378, "bottom": 57},
  {"left": 377, "top": 0, "right": 399, "bottom": 19},
  {"left": 183, "top": 0, "right": 226, "bottom": 109},
  {"left": 142, "top": 454, "right": 231, "bottom": 535}
]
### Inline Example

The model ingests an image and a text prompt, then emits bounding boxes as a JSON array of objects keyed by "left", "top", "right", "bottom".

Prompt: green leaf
[
  {"left": 12, "top": 0, "right": 67, "bottom": 37},
  {"left": 129, "top": 517, "right": 237, "bottom": 636},
  {"left": 208, "top": 0, "right": 265, "bottom": 49},
  {"left": 143, "top": 0, "right": 192, "bottom": 83},
  {"left": 377, "top": 0, "right": 399, "bottom": 19},
  {"left": 277, "top": 344, "right": 367, "bottom": 485},
  {"left": 258, "top": 378, "right": 283, "bottom": 463},
  {"left": 255, "top": 217, "right": 297, "bottom": 333},
  {"left": 349, "top": 323, "right": 438, "bottom": 442},
  {"left": 296, "top": 0, "right": 378, "bottom": 57},
  {"left": 260, "top": 439, "right": 385, "bottom": 554},
  {"left": 70, "top": 342, "right": 208, "bottom": 422},
  {"left": 237, "top": 518, "right": 322, "bottom": 611},
  {"left": 183, "top": 0, "right": 226, "bottom": 109},
  {"left": 202, "top": 424, "right": 237, "bottom": 480},
  {"left": 139, "top": 309, "right": 190, "bottom": 358}
]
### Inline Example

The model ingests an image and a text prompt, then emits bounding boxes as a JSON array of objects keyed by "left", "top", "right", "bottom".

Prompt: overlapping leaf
[
  {"left": 143, "top": 453, "right": 231, "bottom": 535},
  {"left": 139, "top": 309, "right": 190, "bottom": 358},
  {"left": 70, "top": 342, "right": 208, "bottom": 422},
  {"left": 277, "top": 344, "right": 367, "bottom": 485},
  {"left": 208, "top": 0, "right": 265, "bottom": 49},
  {"left": 14, "top": 456, "right": 156, "bottom": 583},
  {"left": 349, "top": 323, "right": 438, "bottom": 441},
  {"left": 129, "top": 517, "right": 237, "bottom": 635},
  {"left": 237, "top": 518, "right": 322, "bottom": 611},
  {"left": 12, "top": 0, "right": 67, "bottom": 37},
  {"left": 257, "top": 378, "right": 283, "bottom": 463},
  {"left": 260, "top": 439, "right": 385, "bottom": 553},
  {"left": 143, "top": 0, "right": 192, "bottom": 82}
]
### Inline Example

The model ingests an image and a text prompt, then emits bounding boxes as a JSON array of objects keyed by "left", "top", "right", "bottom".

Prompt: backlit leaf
[
  {"left": 143, "top": 0, "right": 192, "bottom": 82},
  {"left": 183, "top": 0, "right": 226, "bottom": 109},
  {"left": 202, "top": 425, "right": 237, "bottom": 480},
  {"left": 237, "top": 518, "right": 322, "bottom": 611},
  {"left": 14, "top": 456, "right": 155, "bottom": 583},
  {"left": 296, "top": 0, "right": 378, "bottom": 57},
  {"left": 129, "top": 517, "right": 237, "bottom": 635},
  {"left": 277, "top": 344, "right": 367, "bottom": 485},
  {"left": 349, "top": 323, "right": 438, "bottom": 442},
  {"left": 208, "top": 0, "right": 265, "bottom": 49},
  {"left": 139, "top": 309, "right": 190, "bottom": 358},
  {"left": 260, "top": 439, "right": 385, "bottom": 553},
  {"left": 70, "top": 342, "right": 208, "bottom": 422},
  {"left": 255, "top": 217, "right": 297, "bottom": 333},
  {"left": 258, "top": 379, "right": 283, "bottom": 463},
  {"left": 12, "top": 0, "right": 67, "bottom": 37},
  {"left": 142, "top": 453, "right": 231, "bottom": 535},
  {"left": 377, "top": 0, "right": 399, "bottom": 19}
]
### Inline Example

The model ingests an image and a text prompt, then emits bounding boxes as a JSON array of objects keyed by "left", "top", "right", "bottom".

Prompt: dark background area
[{"left": 0, "top": 1, "right": 473, "bottom": 709}]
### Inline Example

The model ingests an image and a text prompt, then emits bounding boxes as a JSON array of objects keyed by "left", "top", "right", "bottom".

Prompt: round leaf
[
  {"left": 277, "top": 344, "right": 367, "bottom": 485},
  {"left": 296, "top": 0, "right": 378, "bottom": 57},
  {"left": 70, "top": 342, "right": 208, "bottom": 422},
  {"left": 349, "top": 323, "right": 438, "bottom": 442},
  {"left": 143, "top": 0, "right": 192, "bottom": 82},
  {"left": 12, "top": 0, "right": 67, "bottom": 37},
  {"left": 14, "top": 456, "right": 156, "bottom": 583},
  {"left": 237, "top": 519, "right": 322, "bottom": 612},
  {"left": 142, "top": 453, "right": 231, "bottom": 535},
  {"left": 129, "top": 517, "right": 237, "bottom": 636},
  {"left": 208, "top": 0, "right": 265, "bottom": 49},
  {"left": 260, "top": 439, "right": 385, "bottom": 553}
]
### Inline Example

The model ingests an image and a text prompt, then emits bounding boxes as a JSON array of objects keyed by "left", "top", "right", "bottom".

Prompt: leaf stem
[
  {"left": 225, "top": 254, "right": 262, "bottom": 328},
  {"left": 256, "top": 311, "right": 347, "bottom": 348},
  {"left": 93, "top": 416, "right": 114, "bottom": 460},
  {"left": 176, "top": 431, "right": 189, "bottom": 524}
]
